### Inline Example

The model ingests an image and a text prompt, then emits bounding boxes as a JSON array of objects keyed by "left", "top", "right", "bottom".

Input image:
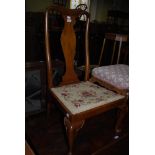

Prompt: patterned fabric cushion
[
  {"left": 51, "top": 81, "right": 124, "bottom": 114},
  {"left": 92, "top": 64, "right": 129, "bottom": 90}
]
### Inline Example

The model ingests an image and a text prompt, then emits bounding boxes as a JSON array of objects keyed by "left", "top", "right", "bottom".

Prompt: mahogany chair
[{"left": 45, "top": 5, "right": 126, "bottom": 155}]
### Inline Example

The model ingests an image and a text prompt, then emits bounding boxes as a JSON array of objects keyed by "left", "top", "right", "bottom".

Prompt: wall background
[
  {"left": 26, "top": 0, "right": 52, "bottom": 12},
  {"left": 26, "top": 0, "right": 129, "bottom": 22}
]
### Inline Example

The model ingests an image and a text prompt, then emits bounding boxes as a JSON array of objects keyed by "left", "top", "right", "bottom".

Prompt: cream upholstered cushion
[
  {"left": 51, "top": 81, "right": 124, "bottom": 114},
  {"left": 92, "top": 64, "right": 129, "bottom": 90}
]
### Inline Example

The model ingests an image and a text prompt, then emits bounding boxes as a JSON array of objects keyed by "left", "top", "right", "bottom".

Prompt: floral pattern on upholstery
[
  {"left": 92, "top": 64, "right": 129, "bottom": 90},
  {"left": 51, "top": 81, "right": 124, "bottom": 114}
]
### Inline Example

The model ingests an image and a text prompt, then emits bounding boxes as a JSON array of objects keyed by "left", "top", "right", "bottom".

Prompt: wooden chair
[
  {"left": 91, "top": 33, "right": 129, "bottom": 128},
  {"left": 91, "top": 33, "right": 129, "bottom": 96},
  {"left": 45, "top": 5, "right": 126, "bottom": 155}
]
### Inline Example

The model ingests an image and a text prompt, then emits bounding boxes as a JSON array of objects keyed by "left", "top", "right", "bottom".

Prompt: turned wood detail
[
  {"left": 60, "top": 15, "right": 79, "bottom": 85},
  {"left": 64, "top": 117, "right": 85, "bottom": 155}
]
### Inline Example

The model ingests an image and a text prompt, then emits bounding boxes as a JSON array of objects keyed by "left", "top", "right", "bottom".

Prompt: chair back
[
  {"left": 98, "top": 33, "right": 128, "bottom": 66},
  {"left": 45, "top": 5, "right": 90, "bottom": 89}
]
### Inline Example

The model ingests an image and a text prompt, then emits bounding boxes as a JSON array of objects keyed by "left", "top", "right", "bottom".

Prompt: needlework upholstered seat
[{"left": 51, "top": 81, "right": 124, "bottom": 114}]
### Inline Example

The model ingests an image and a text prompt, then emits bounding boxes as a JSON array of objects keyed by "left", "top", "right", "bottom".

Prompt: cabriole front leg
[{"left": 64, "top": 117, "right": 85, "bottom": 155}]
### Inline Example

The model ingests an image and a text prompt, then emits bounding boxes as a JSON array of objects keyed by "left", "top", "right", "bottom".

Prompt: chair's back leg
[
  {"left": 117, "top": 37, "right": 123, "bottom": 64},
  {"left": 98, "top": 38, "right": 106, "bottom": 66},
  {"left": 111, "top": 40, "right": 116, "bottom": 65}
]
